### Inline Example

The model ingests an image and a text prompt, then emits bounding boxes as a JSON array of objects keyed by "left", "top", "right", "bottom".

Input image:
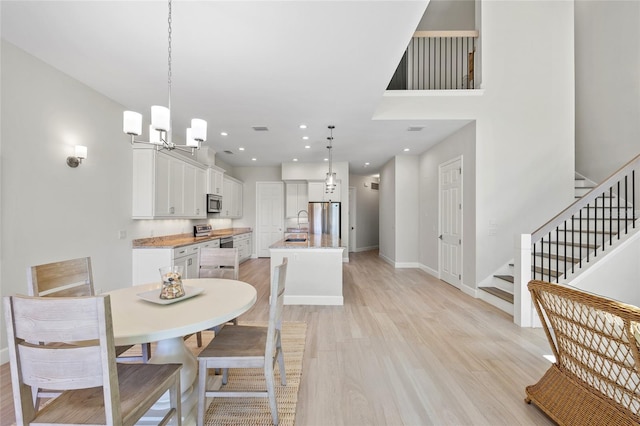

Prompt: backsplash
[{"left": 130, "top": 218, "right": 233, "bottom": 240}]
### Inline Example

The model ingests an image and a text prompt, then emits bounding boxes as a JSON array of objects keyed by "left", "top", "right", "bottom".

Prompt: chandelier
[
  {"left": 325, "top": 125, "right": 337, "bottom": 193},
  {"left": 122, "top": 0, "right": 206, "bottom": 154}
]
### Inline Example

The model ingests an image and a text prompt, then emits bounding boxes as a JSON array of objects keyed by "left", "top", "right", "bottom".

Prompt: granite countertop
[
  {"left": 270, "top": 233, "right": 345, "bottom": 250},
  {"left": 132, "top": 227, "right": 252, "bottom": 249}
]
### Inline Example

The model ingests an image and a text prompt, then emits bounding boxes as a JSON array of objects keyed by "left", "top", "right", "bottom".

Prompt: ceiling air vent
[
  {"left": 407, "top": 126, "right": 424, "bottom": 132},
  {"left": 252, "top": 126, "right": 269, "bottom": 131},
  {"left": 223, "top": 150, "right": 233, "bottom": 155},
  {"left": 371, "top": 182, "right": 379, "bottom": 190}
]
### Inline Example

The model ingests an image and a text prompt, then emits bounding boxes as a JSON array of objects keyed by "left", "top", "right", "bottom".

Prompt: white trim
[
  {"left": 379, "top": 252, "right": 395, "bottom": 266},
  {"left": 395, "top": 262, "right": 420, "bottom": 268},
  {"left": 284, "top": 295, "right": 343, "bottom": 306},
  {"left": 419, "top": 263, "right": 439, "bottom": 277},
  {"left": 384, "top": 89, "right": 485, "bottom": 97},
  {"left": 1, "top": 348, "right": 8, "bottom": 365}
]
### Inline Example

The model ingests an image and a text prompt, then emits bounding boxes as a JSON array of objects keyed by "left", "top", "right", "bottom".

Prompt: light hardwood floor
[{"left": 1, "top": 250, "right": 553, "bottom": 425}]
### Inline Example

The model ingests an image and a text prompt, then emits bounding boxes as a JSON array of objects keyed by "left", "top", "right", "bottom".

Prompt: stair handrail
[
  {"left": 532, "top": 152, "right": 640, "bottom": 241},
  {"left": 516, "top": 152, "right": 640, "bottom": 327}
]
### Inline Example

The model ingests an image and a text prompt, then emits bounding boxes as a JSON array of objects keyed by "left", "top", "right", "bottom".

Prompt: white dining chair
[
  {"left": 190, "top": 247, "right": 240, "bottom": 347},
  {"left": 4, "top": 293, "right": 182, "bottom": 426},
  {"left": 196, "top": 258, "right": 288, "bottom": 426}
]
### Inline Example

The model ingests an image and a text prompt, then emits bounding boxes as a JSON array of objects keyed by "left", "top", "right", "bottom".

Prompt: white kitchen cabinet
[
  {"left": 132, "top": 147, "right": 207, "bottom": 219},
  {"left": 132, "top": 244, "right": 201, "bottom": 285},
  {"left": 233, "top": 233, "right": 252, "bottom": 263},
  {"left": 220, "top": 176, "right": 243, "bottom": 218},
  {"left": 285, "top": 182, "right": 309, "bottom": 218},
  {"left": 308, "top": 181, "right": 341, "bottom": 202},
  {"left": 207, "top": 167, "right": 224, "bottom": 196}
]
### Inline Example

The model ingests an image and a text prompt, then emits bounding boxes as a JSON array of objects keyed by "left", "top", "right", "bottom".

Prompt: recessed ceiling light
[
  {"left": 299, "top": 124, "right": 307, "bottom": 129},
  {"left": 403, "top": 148, "right": 410, "bottom": 152},
  {"left": 302, "top": 136, "right": 309, "bottom": 140},
  {"left": 251, "top": 158, "right": 257, "bottom": 161},
  {"left": 324, "top": 158, "right": 328, "bottom": 162},
  {"left": 365, "top": 162, "right": 370, "bottom": 166},
  {"left": 220, "top": 132, "right": 228, "bottom": 136},
  {"left": 304, "top": 145, "right": 311, "bottom": 149},
  {"left": 293, "top": 158, "right": 298, "bottom": 162},
  {"left": 238, "top": 147, "right": 245, "bottom": 151}
]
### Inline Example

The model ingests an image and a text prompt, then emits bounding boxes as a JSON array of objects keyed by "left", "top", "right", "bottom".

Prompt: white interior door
[
  {"left": 257, "top": 182, "right": 284, "bottom": 257},
  {"left": 439, "top": 157, "right": 463, "bottom": 287}
]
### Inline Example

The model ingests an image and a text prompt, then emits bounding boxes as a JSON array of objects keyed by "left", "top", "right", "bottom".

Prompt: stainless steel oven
[
  {"left": 220, "top": 236, "right": 233, "bottom": 248},
  {"left": 207, "top": 194, "right": 222, "bottom": 213}
]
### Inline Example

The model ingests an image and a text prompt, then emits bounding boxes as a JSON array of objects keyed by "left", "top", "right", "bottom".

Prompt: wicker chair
[{"left": 526, "top": 280, "right": 640, "bottom": 425}]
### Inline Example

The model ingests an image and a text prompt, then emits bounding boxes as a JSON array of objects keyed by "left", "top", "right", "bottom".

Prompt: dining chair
[
  {"left": 27, "top": 257, "right": 152, "bottom": 406},
  {"left": 191, "top": 247, "right": 240, "bottom": 347},
  {"left": 4, "top": 294, "right": 182, "bottom": 426},
  {"left": 196, "top": 258, "right": 288, "bottom": 426}
]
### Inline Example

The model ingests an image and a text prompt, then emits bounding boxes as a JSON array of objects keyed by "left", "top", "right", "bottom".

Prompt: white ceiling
[{"left": 1, "top": 0, "right": 470, "bottom": 174}]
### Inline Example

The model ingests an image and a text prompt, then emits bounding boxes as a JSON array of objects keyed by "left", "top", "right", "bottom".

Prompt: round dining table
[{"left": 106, "top": 278, "right": 257, "bottom": 425}]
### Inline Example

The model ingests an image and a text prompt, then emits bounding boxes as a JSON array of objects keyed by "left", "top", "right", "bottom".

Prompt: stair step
[
  {"left": 533, "top": 253, "right": 580, "bottom": 263},
  {"left": 532, "top": 266, "right": 560, "bottom": 278},
  {"left": 481, "top": 287, "right": 514, "bottom": 304},
  {"left": 541, "top": 240, "right": 599, "bottom": 250},
  {"left": 494, "top": 274, "right": 514, "bottom": 283}
]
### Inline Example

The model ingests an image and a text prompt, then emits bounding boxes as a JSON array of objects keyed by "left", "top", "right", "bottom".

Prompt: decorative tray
[{"left": 136, "top": 286, "right": 204, "bottom": 305}]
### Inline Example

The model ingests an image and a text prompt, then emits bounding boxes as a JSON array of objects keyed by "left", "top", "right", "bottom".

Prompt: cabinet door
[
  {"left": 154, "top": 153, "right": 172, "bottom": 216},
  {"left": 308, "top": 182, "right": 325, "bottom": 202},
  {"left": 193, "top": 166, "right": 207, "bottom": 217},
  {"left": 183, "top": 164, "right": 197, "bottom": 217},
  {"left": 285, "top": 183, "right": 299, "bottom": 218},
  {"left": 234, "top": 180, "right": 243, "bottom": 217},
  {"left": 168, "top": 157, "right": 185, "bottom": 216},
  {"left": 208, "top": 168, "right": 223, "bottom": 196},
  {"left": 221, "top": 178, "right": 234, "bottom": 217},
  {"left": 174, "top": 253, "right": 199, "bottom": 279}
]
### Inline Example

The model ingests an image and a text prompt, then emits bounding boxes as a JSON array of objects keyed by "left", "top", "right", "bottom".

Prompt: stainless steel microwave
[{"left": 207, "top": 194, "right": 222, "bottom": 213}]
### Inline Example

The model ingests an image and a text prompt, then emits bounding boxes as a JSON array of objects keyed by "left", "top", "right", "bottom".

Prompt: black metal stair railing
[
  {"left": 529, "top": 154, "right": 640, "bottom": 284},
  {"left": 387, "top": 30, "right": 479, "bottom": 91}
]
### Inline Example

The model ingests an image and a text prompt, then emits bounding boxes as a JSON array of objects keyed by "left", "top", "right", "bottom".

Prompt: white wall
[
  {"left": 419, "top": 121, "right": 476, "bottom": 285},
  {"left": 379, "top": 158, "right": 396, "bottom": 263},
  {"left": 418, "top": 0, "right": 476, "bottom": 31},
  {"left": 375, "top": 0, "right": 575, "bottom": 285},
  {"left": 395, "top": 156, "right": 420, "bottom": 266},
  {"left": 349, "top": 174, "right": 380, "bottom": 251},
  {"left": 575, "top": 0, "right": 640, "bottom": 183}
]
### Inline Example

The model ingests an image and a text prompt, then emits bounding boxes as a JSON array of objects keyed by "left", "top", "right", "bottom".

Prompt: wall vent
[
  {"left": 371, "top": 182, "right": 379, "bottom": 190},
  {"left": 252, "top": 126, "right": 269, "bottom": 131},
  {"left": 407, "top": 126, "right": 424, "bottom": 132}
]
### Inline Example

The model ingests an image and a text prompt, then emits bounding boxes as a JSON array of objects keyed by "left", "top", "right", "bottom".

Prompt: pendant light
[
  {"left": 122, "top": 0, "right": 206, "bottom": 154},
  {"left": 325, "top": 125, "right": 337, "bottom": 193}
]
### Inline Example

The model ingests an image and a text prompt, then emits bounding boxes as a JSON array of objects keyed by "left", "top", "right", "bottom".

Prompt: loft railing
[
  {"left": 515, "top": 153, "right": 640, "bottom": 326},
  {"left": 387, "top": 30, "right": 479, "bottom": 91}
]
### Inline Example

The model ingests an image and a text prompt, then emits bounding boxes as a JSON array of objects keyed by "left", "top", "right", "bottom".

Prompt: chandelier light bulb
[{"left": 123, "top": 111, "right": 142, "bottom": 136}]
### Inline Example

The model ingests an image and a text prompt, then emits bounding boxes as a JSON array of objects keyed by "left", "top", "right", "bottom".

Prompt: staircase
[{"left": 479, "top": 156, "right": 640, "bottom": 318}]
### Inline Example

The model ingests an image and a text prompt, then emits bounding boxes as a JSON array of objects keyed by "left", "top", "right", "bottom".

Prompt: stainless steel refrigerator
[{"left": 308, "top": 202, "right": 341, "bottom": 237}]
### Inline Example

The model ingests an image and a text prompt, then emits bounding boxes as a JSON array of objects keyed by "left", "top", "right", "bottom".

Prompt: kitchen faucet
[{"left": 297, "top": 209, "right": 308, "bottom": 230}]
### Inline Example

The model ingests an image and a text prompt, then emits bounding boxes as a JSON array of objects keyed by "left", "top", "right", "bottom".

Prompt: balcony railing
[{"left": 388, "top": 30, "right": 479, "bottom": 91}]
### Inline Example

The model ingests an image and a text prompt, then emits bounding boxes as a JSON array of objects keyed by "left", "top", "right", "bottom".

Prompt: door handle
[{"left": 438, "top": 234, "right": 443, "bottom": 240}]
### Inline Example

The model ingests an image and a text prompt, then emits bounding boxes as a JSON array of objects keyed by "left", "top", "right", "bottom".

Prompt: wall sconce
[{"left": 67, "top": 145, "right": 87, "bottom": 168}]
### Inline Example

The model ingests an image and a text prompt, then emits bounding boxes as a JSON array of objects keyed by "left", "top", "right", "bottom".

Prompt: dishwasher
[{"left": 220, "top": 236, "right": 234, "bottom": 248}]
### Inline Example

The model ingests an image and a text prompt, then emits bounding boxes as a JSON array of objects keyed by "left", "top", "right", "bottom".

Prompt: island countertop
[
  {"left": 132, "top": 227, "right": 252, "bottom": 249},
  {"left": 269, "top": 233, "right": 345, "bottom": 250}
]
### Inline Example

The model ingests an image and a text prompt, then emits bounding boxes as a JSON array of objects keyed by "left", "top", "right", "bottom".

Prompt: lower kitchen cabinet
[
  {"left": 233, "top": 233, "right": 252, "bottom": 263},
  {"left": 133, "top": 243, "right": 208, "bottom": 285}
]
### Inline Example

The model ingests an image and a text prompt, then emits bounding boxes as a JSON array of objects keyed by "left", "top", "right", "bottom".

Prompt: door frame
[
  {"left": 255, "top": 181, "right": 284, "bottom": 258},
  {"left": 349, "top": 187, "right": 356, "bottom": 253},
  {"left": 438, "top": 155, "right": 463, "bottom": 288}
]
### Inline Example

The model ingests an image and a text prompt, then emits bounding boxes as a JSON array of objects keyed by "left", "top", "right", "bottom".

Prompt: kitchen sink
[{"left": 285, "top": 238, "right": 307, "bottom": 242}]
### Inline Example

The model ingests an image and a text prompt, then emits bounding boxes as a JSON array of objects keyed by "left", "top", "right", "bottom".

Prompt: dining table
[{"left": 106, "top": 278, "right": 257, "bottom": 425}]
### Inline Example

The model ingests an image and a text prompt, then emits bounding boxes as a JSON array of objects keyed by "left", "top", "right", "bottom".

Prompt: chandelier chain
[{"left": 167, "top": 0, "right": 172, "bottom": 113}]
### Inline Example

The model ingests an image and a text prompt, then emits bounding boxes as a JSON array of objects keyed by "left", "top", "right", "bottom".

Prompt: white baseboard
[
  {"left": 395, "top": 262, "right": 420, "bottom": 268},
  {"left": 1, "top": 348, "right": 8, "bottom": 365},
  {"left": 379, "top": 253, "right": 394, "bottom": 266},
  {"left": 284, "top": 295, "right": 344, "bottom": 305},
  {"left": 419, "top": 263, "right": 439, "bottom": 277}
]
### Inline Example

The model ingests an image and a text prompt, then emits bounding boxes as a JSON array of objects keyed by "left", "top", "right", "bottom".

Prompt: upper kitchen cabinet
[
  {"left": 132, "top": 147, "right": 207, "bottom": 219},
  {"left": 285, "top": 182, "right": 309, "bottom": 218},
  {"left": 207, "top": 167, "right": 224, "bottom": 196},
  {"left": 220, "top": 175, "right": 243, "bottom": 218},
  {"left": 308, "top": 181, "right": 341, "bottom": 202}
]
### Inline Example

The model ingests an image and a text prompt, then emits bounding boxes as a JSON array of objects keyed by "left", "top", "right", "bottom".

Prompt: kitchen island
[{"left": 269, "top": 233, "right": 345, "bottom": 305}]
